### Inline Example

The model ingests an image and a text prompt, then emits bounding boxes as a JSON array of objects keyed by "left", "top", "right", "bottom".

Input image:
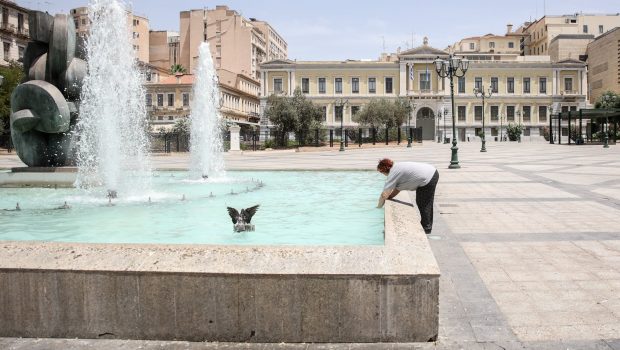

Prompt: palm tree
[{"left": 170, "top": 64, "right": 187, "bottom": 74}]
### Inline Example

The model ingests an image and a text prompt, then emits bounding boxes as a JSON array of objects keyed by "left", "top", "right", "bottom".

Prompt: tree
[
  {"left": 594, "top": 91, "right": 620, "bottom": 109},
  {"left": 506, "top": 123, "right": 523, "bottom": 141},
  {"left": 0, "top": 61, "right": 24, "bottom": 131},
  {"left": 265, "top": 93, "right": 297, "bottom": 146},
  {"left": 170, "top": 64, "right": 187, "bottom": 74},
  {"left": 264, "top": 88, "right": 322, "bottom": 147},
  {"left": 173, "top": 116, "right": 190, "bottom": 135},
  {"left": 353, "top": 98, "right": 410, "bottom": 128},
  {"left": 291, "top": 88, "right": 322, "bottom": 140}
]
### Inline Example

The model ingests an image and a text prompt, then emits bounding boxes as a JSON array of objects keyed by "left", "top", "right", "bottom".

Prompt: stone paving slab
[{"left": 2, "top": 142, "right": 620, "bottom": 348}]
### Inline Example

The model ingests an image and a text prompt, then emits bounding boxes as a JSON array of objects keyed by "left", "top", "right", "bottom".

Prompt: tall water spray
[
  {"left": 75, "top": 0, "right": 151, "bottom": 196},
  {"left": 190, "top": 42, "right": 226, "bottom": 179}
]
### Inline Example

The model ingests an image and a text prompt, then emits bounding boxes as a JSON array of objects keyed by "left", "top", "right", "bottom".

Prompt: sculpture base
[{"left": 0, "top": 167, "right": 77, "bottom": 188}]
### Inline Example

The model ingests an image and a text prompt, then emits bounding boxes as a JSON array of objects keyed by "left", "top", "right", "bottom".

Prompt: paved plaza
[{"left": 1, "top": 141, "right": 620, "bottom": 349}]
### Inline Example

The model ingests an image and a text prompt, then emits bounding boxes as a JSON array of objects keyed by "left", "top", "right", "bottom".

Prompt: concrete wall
[{"left": 587, "top": 28, "right": 620, "bottom": 104}]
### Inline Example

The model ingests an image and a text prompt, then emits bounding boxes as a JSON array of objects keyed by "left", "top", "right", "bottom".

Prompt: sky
[{"left": 24, "top": 0, "right": 620, "bottom": 61}]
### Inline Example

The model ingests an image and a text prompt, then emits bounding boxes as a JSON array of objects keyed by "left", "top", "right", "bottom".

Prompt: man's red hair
[{"left": 377, "top": 158, "right": 394, "bottom": 174}]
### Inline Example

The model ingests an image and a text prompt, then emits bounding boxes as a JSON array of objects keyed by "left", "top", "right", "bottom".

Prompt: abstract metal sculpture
[{"left": 10, "top": 11, "right": 86, "bottom": 167}]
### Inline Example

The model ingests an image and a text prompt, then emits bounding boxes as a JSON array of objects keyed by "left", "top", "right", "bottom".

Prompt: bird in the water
[
  {"left": 56, "top": 201, "right": 70, "bottom": 210},
  {"left": 226, "top": 205, "right": 259, "bottom": 232}
]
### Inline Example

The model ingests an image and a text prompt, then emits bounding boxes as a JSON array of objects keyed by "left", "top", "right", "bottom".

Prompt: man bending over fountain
[{"left": 377, "top": 158, "right": 439, "bottom": 235}]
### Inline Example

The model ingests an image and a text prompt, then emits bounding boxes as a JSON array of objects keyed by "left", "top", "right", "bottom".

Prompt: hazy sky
[{"left": 23, "top": 0, "right": 620, "bottom": 60}]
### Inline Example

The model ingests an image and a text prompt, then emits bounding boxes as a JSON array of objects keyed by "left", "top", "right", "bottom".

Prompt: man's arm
[{"left": 377, "top": 189, "right": 400, "bottom": 208}]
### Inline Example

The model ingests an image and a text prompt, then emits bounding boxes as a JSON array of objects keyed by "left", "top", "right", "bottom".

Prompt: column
[
  {"left": 229, "top": 125, "right": 241, "bottom": 152},
  {"left": 399, "top": 63, "right": 407, "bottom": 96},
  {"left": 290, "top": 70, "right": 296, "bottom": 95}
]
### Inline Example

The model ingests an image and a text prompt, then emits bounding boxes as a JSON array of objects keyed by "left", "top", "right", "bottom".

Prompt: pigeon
[{"left": 226, "top": 205, "right": 259, "bottom": 232}]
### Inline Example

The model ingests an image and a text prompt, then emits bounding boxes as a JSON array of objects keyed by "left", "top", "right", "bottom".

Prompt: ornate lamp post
[
  {"left": 436, "top": 109, "right": 442, "bottom": 143},
  {"left": 548, "top": 105, "right": 554, "bottom": 144},
  {"left": 335, "top": 98, "right": 348, "bottom": 152},
  {"left": 499, "top": 113, "right": 504, "bottom": 142},
  {"left": 516, "top": 109, "right": 522, "bottom": 143},
  {"left": 434, "top": 55, "right": 469, "bottom": 169},
  {"left": 473, "top": 84, "right": 492, "bottom": 152},
  {"left": 442, "top": 107, "right": 448, "bottom": 143},
  {"left": 407, "top": 96, "right": 417, "bottom": 148}
]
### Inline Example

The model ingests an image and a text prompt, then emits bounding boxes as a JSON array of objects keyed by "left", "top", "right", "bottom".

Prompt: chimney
[{"left": 506, "top": 24, "right": 513, "bottom": 34}]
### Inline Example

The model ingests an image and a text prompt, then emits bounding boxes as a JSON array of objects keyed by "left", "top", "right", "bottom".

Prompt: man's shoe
[{"left": 424, "top": 229, "right": 432, "bottom": 235}]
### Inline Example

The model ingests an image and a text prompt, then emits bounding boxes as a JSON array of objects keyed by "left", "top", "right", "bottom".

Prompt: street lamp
[
  {"left": 499, "top": 113, "right": 504, "bottom": 142},
  {"left": 434, "top": 54, "right": 469, "bottom": 169},
  {"left": 436, "top": 109, "right": 442, "bottom": 143},
  {"left": 335, "top": 98, "right": 348, "bottom": 151},
  {"left": 407, "top": 96, "right": 417, "bottom": 148},
  {"left": 473, "top": 84, "right": 492, "bottom": 152},
  {"left": 516, "top": 109, "right": 522, "bottom": 143},
  {"left": 548, "top": 105, "right": 554, "bottom": 144},
  {"left": 442, "top": 107, "right": 448, "bottom": 143}
]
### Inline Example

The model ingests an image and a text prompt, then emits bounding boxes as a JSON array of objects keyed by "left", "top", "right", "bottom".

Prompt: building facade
[
  {"left": 260, "top": 39, "right": 587, "bottom": 142},
  {"left": 448, "top": 25, "right": 525, "bottom": 56},
  {"left": 149, "top": 30, "right": 180, "bottom": 71},
  {"left": 586, "top": 27, "right": 620, "bottom": 104},
  {"left": 0, "top": 0, "right": 29, "bottom": 67},
  {"left": 70, "top": 6, "right": 150, "bottom": 63},
  {"left": 144, "top": 68, "right": 261, "bottom": 131},
  {"left": 522, "top": 14, "right": 620, "bottom": 59},
  {"left": 250, "top": 19, "right": 288, "bottom": 62}
]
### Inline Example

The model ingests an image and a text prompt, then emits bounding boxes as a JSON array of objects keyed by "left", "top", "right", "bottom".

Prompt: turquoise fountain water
[{"left": 0, "top": 171, "right": 384, "bottom": 245}]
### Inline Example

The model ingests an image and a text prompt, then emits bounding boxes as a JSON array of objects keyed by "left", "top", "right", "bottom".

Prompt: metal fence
[{"left": 149, "top": 133, "right": 190, "bottom": 153}]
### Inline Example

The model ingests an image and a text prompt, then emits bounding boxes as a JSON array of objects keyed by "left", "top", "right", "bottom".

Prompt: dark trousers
[{"left": 416, "top": 170, "right": 439, "bottom": 233}]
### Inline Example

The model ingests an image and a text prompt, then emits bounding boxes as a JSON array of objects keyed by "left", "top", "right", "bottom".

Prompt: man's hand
[{"left": 377, "top": 189, "right": 400, "bottom": 208}]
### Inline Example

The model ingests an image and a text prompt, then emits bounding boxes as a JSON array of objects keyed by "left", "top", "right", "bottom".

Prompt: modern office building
[
  {"left": 586, "top": 27, "right": 620, "bottom": 104},
  {"left": 70, "top": 6, "right": 150, "bottom": 63}
]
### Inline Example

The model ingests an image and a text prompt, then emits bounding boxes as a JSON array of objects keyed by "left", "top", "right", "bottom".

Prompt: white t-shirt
[{"left": 383, "top": 162, "right": 437, "bottom": 191}]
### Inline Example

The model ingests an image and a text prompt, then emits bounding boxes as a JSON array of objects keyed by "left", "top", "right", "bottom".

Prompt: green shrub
[{"left": 506, "top": 123, "right": 523, "bottom": 141}]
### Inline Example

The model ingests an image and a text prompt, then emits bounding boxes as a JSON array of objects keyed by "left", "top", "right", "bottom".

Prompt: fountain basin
[{"left": 0, "top": 194, "right": 439, "bottom": 342}]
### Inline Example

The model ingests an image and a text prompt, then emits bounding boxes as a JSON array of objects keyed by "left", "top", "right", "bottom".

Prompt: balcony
[{"left": 0, "top": 22, "right": 15, "bottom": 34}]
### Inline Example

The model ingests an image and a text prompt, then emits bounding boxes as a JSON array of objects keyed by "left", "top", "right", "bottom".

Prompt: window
[
  {"left": 419, "top": 73, "right": 430, "bottom": 91},
  {"left": 491, "top": 106, "right": 499, "bottom": 121},
  {"left": 335, "top": 78, "right": 343, "bottom": 94},
  {"left": 3, "top": 42, "right": 9, "bottom": 59},
  {"left": 167, "top": 93, "right": 174, "bottom": 107},
  {"left": 368, "top": 78, "right": 376, "bottom": 93},
  {"left": 74, "top": 20, "right": 79, "bottom": 28},
  {"left": 469, "top": 43, "right": 475, "bottom": 50},
  {"left": 599, "top": 25, "right": 604, "bottom": 34},
  {"left": 491, "top": 77, "right": 498, "bottom": 93},
  {"left": 318, "top": 78, "right": 326, "bottom": 94},
  {"left": 146, "top": 94, "right": 152, "bottom": 107},
  {"left": 523, "top": 77, "right": 530, "bottom": 93},
  {"left": 168, "top": 116, "right": 174, "bottom": 121},
  {"left": 539, "top": 77, "right": 547, "bottom": 94},
  {"left": 157, "top": 93, "right": 164, "bottom": 107},
  {"left": 322, "top": 106, "right": 327, "bottom": 122},
  {"left": 508, "top": 42, "right": 514, "bottom": 49},
  {"left": 334, "top": 105, "right": 343, "bottom": 122},
  {"left": 507, "top": 77, "right": 514, "bottom": 93},
  {"left": 539, "top": 106, "right": 547, "bottom": 122},
  {"left": 474, "top": 106, "right": 483, "bottom": 121},
  {"left": 523, "top": 106, "right": 531, "bottom": 122},
  {"left": 564, "top": 77, "right": 573, "bottom": 92},
  {"left": 489, "top": 42, "right": 495, "bottom": 49},
  {"left": 82, "top": 18, "right": 87, "bottom": 25},
  {"left": 301, "top": 78, "right": 309, "bottom": 94},
  {"left": 507, "top": 106, "right": 515, "bottom": 121},
  {"left": 274, "top": 78, "right": 283, "bottom": 93},
  {"left": 183, "top": 93, "right": 190, "bottom": 107},
  {"left": 18, "top": 46, "right": 24, "bottom": 59},
  {"left": 158, "top": 116, "right": 164, "bottom": 121},
  {"left": 474, "top": 77, "right": 482, "bottom": 91},
  {"left": 385, "top": 77, "right": 393, "bottom": 94},
  {"left": 458, "top": 106, "right": 466, "bottom": 121},
  {"left": 583, "top": 25, "right": 588, "bottom": 33},
  {"left": 352, "top": 78, "right": 359, "bottom": 94},
  {"left": 17, "top": 13, "right": 23, "bottom": 31},
  {"left": 133, "top": 19, "right": 139, "bottom": 26},
  {"left": 562, "top": 106, "right": 569, "bottom": 113},
  {"left": 458, "top": 77, "right": 465, "bottom": 93},
  {"left": 351, "top": 106, "right": 360, "bottom": 116}
]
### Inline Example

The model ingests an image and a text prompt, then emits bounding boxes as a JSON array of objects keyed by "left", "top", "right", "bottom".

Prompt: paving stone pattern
[{"left": 1, "top": 142, "right": 620, "bottom": 349}]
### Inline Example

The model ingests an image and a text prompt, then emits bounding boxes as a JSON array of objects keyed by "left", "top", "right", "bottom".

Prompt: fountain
[
  {"left": 75, "top": 0, "right": 151, "bottom": 196},
  {"left": 0, "top": 0, "right": 439, "bottom": 343},
  {"left": 189, "top": 42, "right": 226, "bottom": 179}
]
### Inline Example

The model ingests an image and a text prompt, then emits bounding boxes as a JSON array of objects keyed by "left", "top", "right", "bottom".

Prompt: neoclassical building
[{"left": 259, "top": 38, "right": 588, "bottom": 141}]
